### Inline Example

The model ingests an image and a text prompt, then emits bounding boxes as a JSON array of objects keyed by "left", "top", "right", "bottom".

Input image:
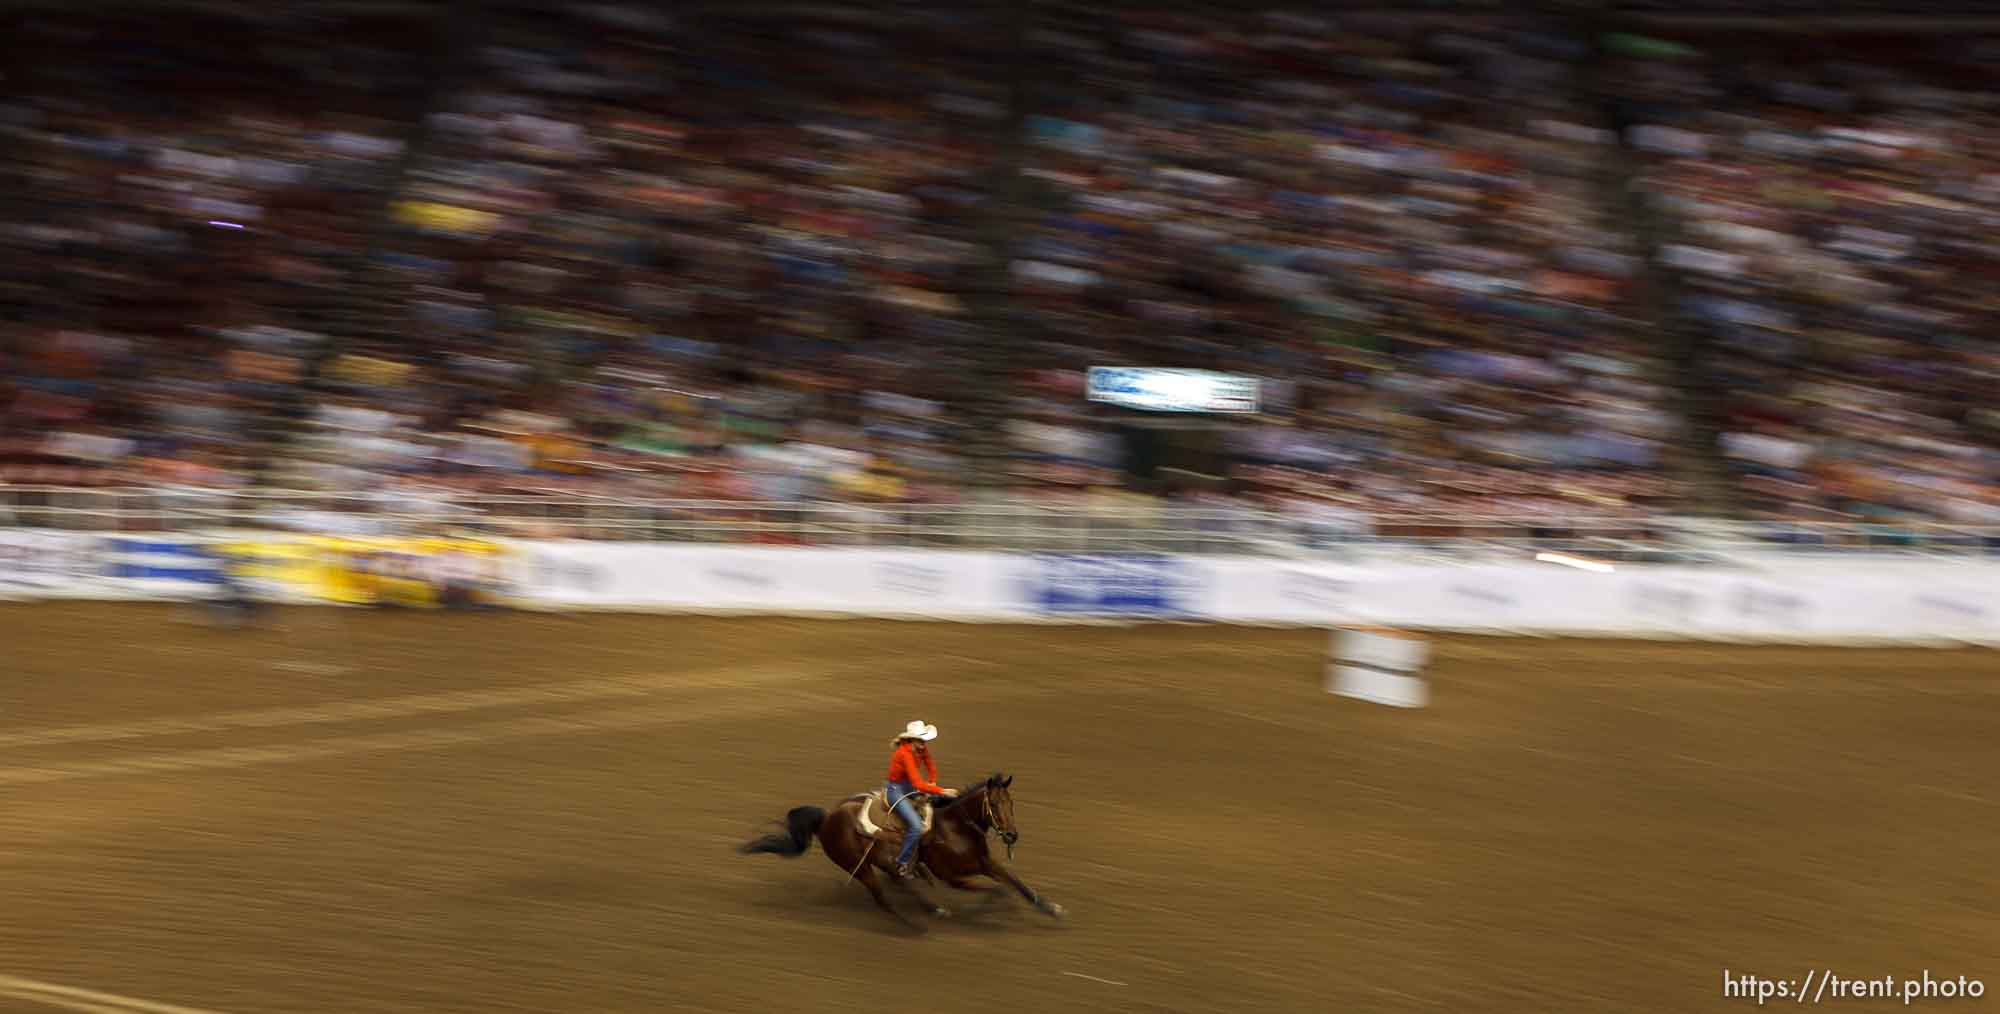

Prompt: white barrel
[{"left": 1327, "top": 627, "right": 1430, "bottom": 708}]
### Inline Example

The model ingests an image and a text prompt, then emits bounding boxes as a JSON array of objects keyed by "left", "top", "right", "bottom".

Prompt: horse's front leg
[
  {"left": 941, "top": 876, "right": 1011, "bottom": 913},
  {"left": 982, "top": 858, "right": 1065, "bottom": 920}
]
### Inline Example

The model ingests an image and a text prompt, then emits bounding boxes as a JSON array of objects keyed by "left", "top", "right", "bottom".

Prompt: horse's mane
[
  {"left": 936, "top": 774, "right": 1007, "bottom": 810},
  {"left": 935, "top": 782, "right": 986, "bottom": 810}
]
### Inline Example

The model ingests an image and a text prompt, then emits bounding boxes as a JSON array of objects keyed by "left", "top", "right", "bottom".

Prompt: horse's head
[{"left": 980, "top": 772, "right": 1019, "bottom": 854}]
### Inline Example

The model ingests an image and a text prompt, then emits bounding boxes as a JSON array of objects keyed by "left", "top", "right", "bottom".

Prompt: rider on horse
[{"left": 886, "top": 720, "right": 958, "bottom": 878}]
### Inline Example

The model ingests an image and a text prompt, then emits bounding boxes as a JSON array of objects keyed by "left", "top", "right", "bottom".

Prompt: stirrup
[{"left": 893, "top": 861, "right": 915, "bottom": 879}]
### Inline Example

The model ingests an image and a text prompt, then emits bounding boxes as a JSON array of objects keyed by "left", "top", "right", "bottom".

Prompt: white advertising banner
[
  {"left": 505, "top": 543, "right": 2000, "bottom": 644},
  {"left": 510, "top": 544, "right": 1021, "bottom": 618},
  {"left": 7, "top": 528, "right": 1999, "bottom": 645},
  {"left": 1215, "top": 561, "right": 2000, "bottom": 644},
  {"left": 0, "top": 530, "right": 100, "bottom": 599}
]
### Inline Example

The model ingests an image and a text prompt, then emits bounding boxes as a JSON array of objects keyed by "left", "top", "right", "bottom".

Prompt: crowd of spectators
[
  {"left": 1624, "top": 34, "right": 2000, "bottom": 523},
  {"left": 290, "top": 8, "right": 1000, "bottom": 506},
  {"left": 0, "top": 11, "right": 426, "bottom": 489},
  {"left": 1, "top": 5, "right": 1992, "bottom": 528},
  {"left": 1005, "top": 12, "right": 1679, "bottom": 519}
]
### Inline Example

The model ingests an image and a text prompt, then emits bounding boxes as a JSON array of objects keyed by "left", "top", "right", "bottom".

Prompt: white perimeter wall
[
  {"left": 512, "top": 543, "right": 2000, "bottom": 645},
  {"left": 5, "top": 531, "right": 1996, "bottom": 644}
]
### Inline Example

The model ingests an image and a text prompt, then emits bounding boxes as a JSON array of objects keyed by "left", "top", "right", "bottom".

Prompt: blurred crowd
[
  {"left": 0, "top": 11, "right": 425, "bottom": 488},
  {"left": 288, "top": 8, "right": 998, "bottom": 506},
  {"left": 1007, "top": 12, "right": 1675, "bottom": 520},
  {"left": 1, "top": 6, "right": 1993, "bottom": 525},
  {"left": 1621, "top": 35, "right": 2000, "bottom": 523}
]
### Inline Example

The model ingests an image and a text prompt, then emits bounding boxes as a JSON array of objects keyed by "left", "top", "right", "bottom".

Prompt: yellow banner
[{"left": 215, "top": 537, "right": 513, "bottom": 606}]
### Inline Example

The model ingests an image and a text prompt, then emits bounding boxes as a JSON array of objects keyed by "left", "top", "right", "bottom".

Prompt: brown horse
[{"left": 740, "top": 772, "right": 1064, "bottom": 931}]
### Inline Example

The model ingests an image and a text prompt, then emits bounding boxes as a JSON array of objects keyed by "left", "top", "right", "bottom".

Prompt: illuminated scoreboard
[{"left": 1085, "top": 368, "right": 1260, "bottom": 414}]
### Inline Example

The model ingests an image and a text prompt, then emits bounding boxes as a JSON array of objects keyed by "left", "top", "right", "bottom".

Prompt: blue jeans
[{"left": 885, "top": 780, "right": 924, "bottom": 864}]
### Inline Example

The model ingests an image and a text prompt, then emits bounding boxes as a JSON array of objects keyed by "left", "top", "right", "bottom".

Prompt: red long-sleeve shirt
[{"left": 886, "top": 741, "right": 946, "bottom": 795}]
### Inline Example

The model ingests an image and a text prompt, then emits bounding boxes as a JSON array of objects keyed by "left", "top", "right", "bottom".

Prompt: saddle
[{"left": 852, "top": 790, "right": 933, "bottom": 840}]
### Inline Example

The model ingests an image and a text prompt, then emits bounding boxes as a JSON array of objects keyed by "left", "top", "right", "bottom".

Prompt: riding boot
[{"left": 893, "top": 860, "right": 915, "bottom": 879}]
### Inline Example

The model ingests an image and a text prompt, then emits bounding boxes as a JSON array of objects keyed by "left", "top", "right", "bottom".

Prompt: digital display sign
[{"left": 1086, "top": 368, "right": 1261, "bottom": 414}]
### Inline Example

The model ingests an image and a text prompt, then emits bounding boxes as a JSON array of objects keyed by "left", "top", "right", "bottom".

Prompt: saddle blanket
[{"left": 853, "top": 790, "right": 932, "bottom": 837}]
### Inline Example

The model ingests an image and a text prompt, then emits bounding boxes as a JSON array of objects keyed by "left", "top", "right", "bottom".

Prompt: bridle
[{"left": 980, "top": 783, "right": 1020, "bottom": 858}]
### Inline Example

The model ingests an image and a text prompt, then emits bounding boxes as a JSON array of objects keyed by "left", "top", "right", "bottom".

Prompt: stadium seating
[{"left": 2, "top": 5, "right": 1992, "bottom": 524}]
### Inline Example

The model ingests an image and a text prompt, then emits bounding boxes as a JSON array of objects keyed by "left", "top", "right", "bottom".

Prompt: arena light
[{"left": 1535, "top": 551, "right": 1615, "bottom": 574}]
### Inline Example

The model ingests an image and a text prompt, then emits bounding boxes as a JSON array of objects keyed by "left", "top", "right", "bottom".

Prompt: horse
[{"left": 740, "top": 772, "right": 1064, "bottom": 931}]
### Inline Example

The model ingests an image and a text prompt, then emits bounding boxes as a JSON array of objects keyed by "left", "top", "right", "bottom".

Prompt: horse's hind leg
[
  {"left": 890, "top": 872, "right": 950, "bottom": 920},
  {"left": 855, "top": 866, "right": 925, "bottom": 933},
  {"left": 983, "top": 859, "right": 1065, "bottom": 920}
]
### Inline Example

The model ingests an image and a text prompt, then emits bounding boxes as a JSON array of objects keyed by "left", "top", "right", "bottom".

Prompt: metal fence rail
[{"left": 1, "top": 486, "right": 1997, "bottom": 562}]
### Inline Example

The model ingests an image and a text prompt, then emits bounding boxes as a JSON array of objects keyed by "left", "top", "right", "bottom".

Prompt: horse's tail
[{"left": 739, "top": 805, "right": 826, "bottom": 857}]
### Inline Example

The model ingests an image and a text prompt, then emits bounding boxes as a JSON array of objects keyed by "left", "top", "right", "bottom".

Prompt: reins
[{"left": 844, "top": 839, "right": 877, "bottom": 884}]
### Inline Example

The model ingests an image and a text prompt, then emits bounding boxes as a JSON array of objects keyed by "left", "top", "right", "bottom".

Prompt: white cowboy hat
[{"left": 899, "top": 720, "right": 938, "bottom": 741}]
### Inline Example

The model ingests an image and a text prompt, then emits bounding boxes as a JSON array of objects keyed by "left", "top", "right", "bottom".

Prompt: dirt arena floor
[{"left": 0, "top": 604, "right": 1995, "bottom": 1014}]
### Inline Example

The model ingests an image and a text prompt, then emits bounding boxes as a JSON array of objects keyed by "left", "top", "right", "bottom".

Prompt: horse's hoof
[
  {"left": 930, "top": 907, "right": 952, "bottom": 919},
  {"left": 1043, "top": 902, "right": 1066, "bottom": 920}
]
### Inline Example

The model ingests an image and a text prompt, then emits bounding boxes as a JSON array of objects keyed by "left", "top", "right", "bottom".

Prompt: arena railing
[{"left": 1, "top": 486, "right": 1997, "bottom": 562}]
